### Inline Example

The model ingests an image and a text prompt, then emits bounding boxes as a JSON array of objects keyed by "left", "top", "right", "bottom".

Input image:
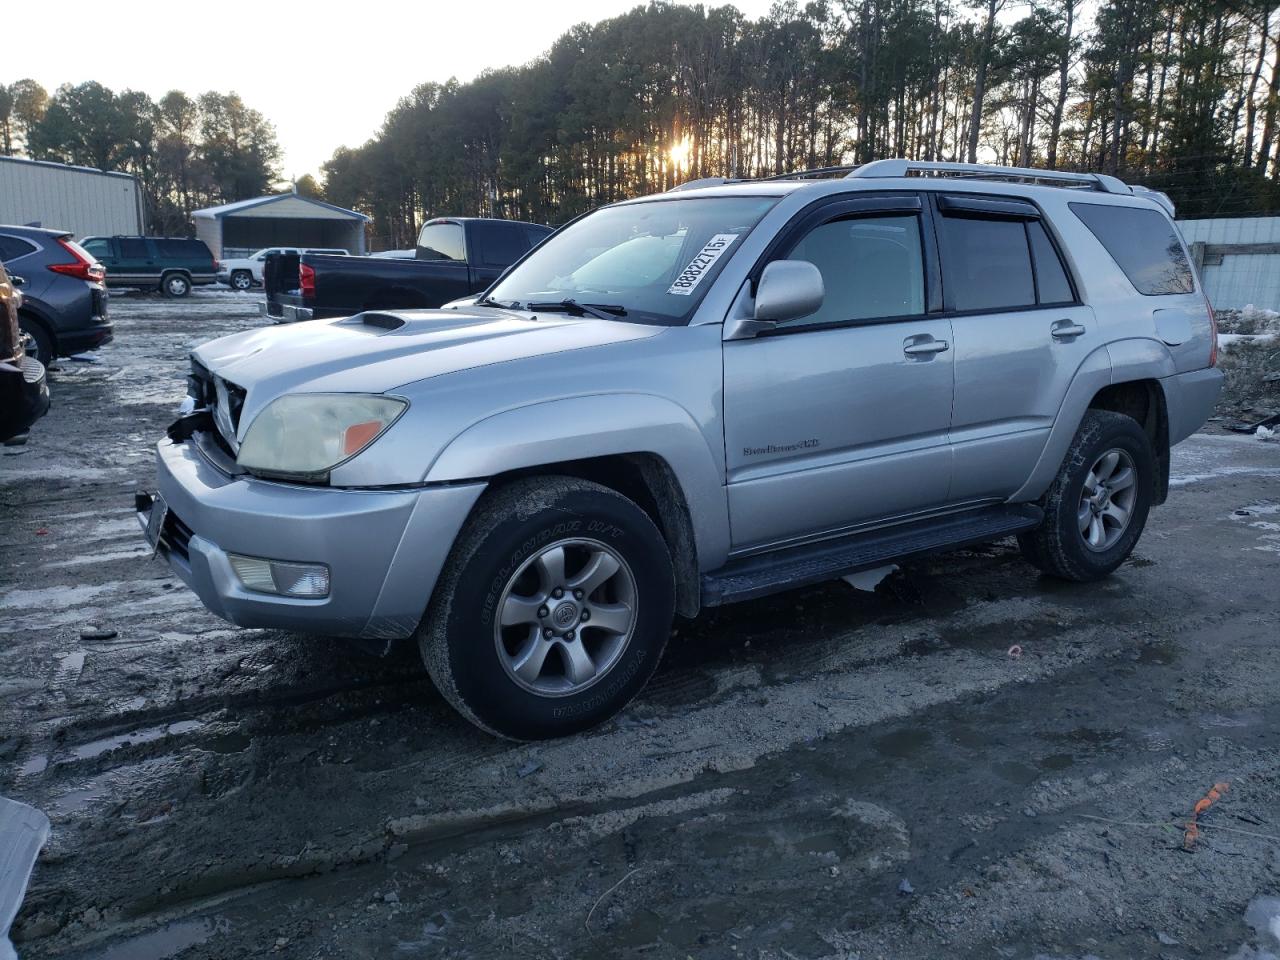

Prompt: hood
[{"left": 193, "top": 307, "right": 662, "bottom": 434}]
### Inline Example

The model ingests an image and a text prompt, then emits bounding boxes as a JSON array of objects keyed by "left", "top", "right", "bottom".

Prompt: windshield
[{"left": 487, "top": 196, "right": 779, "bottom": 325}]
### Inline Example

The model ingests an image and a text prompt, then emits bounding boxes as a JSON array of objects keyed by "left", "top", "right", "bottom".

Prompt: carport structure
[{"left": 193, "top": 193, "right": 368, "bottom": 260}]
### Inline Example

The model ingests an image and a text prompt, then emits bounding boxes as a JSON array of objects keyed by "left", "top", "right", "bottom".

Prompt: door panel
[
  {"left": 949, "top": 305, "right": 1095, "bottom": 500},
  {"left": 724, "top": 319, "right": 954, "bottom": 550}
]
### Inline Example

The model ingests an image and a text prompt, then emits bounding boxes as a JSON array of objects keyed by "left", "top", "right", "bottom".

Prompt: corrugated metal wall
[
  {"left": 0, "top": 157, "right": 143, "bottom": 238},
  {"left": 1177, "top": 216, "right": 1280, "bottom": 311}
]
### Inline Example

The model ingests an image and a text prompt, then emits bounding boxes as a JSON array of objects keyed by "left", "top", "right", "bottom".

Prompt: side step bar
[{"left": 700, "top": 504, "right": 1043, "bottom": 607}]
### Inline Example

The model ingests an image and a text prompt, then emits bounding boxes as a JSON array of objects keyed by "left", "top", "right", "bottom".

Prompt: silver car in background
[{"left": 138, "top": 159, "right": 1222, "bottom": 739}]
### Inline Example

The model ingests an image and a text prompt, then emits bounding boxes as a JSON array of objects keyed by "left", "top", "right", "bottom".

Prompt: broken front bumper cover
[{"left": 138, "top": 434, "right": 484, "bottom": 640}]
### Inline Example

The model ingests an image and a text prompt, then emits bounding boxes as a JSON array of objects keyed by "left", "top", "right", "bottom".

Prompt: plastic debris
[
  {"left": 1, "top": 796, "right": 50, "bottom": 960},
  {"left": 842, "top": 564, "right": 899, "bottom": 592},
  {"left": 1183, "top": 781, "right": 1229, "bottom": 850},
  {"left": 897, "top": 878, "right": 914, "bottom": 896},
  {"left": 1007, "top": 644, "right": 1023, "bottom": 659},
  {"left": 516, "top": 760, "right": 543, "bottom": 779}
]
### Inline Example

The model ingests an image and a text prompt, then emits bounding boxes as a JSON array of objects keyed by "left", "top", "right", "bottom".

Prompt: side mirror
[
  {"left": 724, "top": 260, "right": 824, "bottom": 340},
  {"left": 755, "top": 260, "right": 824, "bottom": 323}
]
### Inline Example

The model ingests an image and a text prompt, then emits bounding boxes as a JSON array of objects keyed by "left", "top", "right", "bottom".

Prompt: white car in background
[{"left": 217, "top": 247, "right": 350, "bottom": 291}]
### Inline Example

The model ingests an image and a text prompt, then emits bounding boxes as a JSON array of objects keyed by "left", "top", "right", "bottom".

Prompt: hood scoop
[{"left": 350, "top": 312, "right": 405, "bottom": 332}]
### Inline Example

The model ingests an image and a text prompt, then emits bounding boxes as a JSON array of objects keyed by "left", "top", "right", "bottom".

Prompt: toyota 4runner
[{"left": 138, "top": 159, "right": 1223, "bottom": 739}]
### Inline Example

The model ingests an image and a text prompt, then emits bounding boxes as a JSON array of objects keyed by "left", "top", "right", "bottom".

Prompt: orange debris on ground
[{"left": 1183, "top": 781, "right": 1229, "bottom": 851}]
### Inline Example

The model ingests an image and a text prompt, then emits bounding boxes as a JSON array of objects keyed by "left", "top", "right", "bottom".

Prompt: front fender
[{"left": 425, "top": 393, "right": 732, "bottom": 571}]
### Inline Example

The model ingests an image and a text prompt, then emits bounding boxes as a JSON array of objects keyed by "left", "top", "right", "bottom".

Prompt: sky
[{"left": 7, "top": 0, "right": 777, "bottom": 182}]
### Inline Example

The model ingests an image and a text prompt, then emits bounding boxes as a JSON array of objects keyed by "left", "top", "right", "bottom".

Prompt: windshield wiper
[
  {"left": 525, "top": 299, "right": 627, "bottom": 321},
  {"left": 473, "top": 296, "right": 517, "bottom": 310}
]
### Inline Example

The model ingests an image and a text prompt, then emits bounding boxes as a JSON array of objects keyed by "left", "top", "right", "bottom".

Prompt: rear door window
[
  {"left": 475, "top": 222, "right": 531, "bottom": 267},
  {"left": 1069, "top": 202, "right": 1193, "bottom": 295},
  {"left": 118, "top": 237, "right": 150, "bottom": 260},
  {"left": 938, "top": 215, "right": 1036, "bottom": 311},
  {"left": 1026, "top": 221, "right": 1075, "bottom": 305},
  {"left": 417, "top": 223, "right": 466, "bottom": 262}
]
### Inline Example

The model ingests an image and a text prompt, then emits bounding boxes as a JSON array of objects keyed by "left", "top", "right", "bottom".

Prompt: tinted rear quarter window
[
  {"left": 0, "top": 235, "right": 38, "bottom": 262},
  {"left": 155, "top": 239, "right": 210, "bottom": 259},
  {"left": 477, "top": 223, "right": 530, "bottom": 267},
  {"left": 1069, "top": 202, "right": 1193, "bottom": 295},
  {"left": 939, "top": 215, "right": 1036, "bottom": 311},
  {"left": 118, "top": 238, "right": 150, "bottom": 260}
]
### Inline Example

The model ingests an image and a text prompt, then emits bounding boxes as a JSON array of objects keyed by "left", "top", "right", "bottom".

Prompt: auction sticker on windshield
[{"left": 667, "top": 234, "right": 739, "bottom": 296}]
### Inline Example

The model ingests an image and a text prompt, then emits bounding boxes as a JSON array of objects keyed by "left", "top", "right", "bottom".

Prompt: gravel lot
[{"left": 2, "top": 291, "right": 1280, "bottom": 960}]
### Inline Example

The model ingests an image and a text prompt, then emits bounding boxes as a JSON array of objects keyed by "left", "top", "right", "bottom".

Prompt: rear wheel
[
  {"left": 162, "top": 273, "right": 191, "bottom": 298},
  {"left": 1018, "top": 409, "right": 1154, "bottom": 581},
  {"left": 230, "top": 270, "right": 253, "bottom": 291},
  {"left": 18, "top": 316, "right": 54, "bottom": 367},
  {"left": 419, "top": 477, "right": 675, "bottom": 739}
]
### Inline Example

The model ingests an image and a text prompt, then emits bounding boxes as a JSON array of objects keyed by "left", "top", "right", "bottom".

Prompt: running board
[{"left": 700, "top": 504, "right": 1043, "bottom": 607}]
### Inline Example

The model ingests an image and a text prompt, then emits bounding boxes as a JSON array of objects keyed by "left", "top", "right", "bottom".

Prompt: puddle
[
  {"left": 65, "top": 719, "right": 206, "bottom": 762},
  {"left": 83, "top": 916, "right": 231, "bottom": 960},
  {"left": 873, "top": 727, "right": 931, "bottom": 759},
  {"left": 18, "top": 754, "right": 48, "bottom": 777}
]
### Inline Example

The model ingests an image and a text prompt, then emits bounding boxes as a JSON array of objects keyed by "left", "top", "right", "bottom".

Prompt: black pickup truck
[{"left": 261, "top": 217, "right": 553, "bottom": 322}]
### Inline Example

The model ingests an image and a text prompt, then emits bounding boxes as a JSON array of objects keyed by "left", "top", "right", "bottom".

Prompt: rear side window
[
  {"left": 1026, "top": 221, "right": 1075, "bottom": 304},
  {"left": 1069, "top": 202, "right": 1193, "bottom": 295},
  {"left": 939, "top": 216, "right": 1036, "bottom": 311},
  {"left": 155, "top": 239, "right": 210, "bottom": 259},
  {"left": 118, "top": 237, "right": 149, "bottom": 259},
  {"left": 476, "top": 223, "right": 530, "bottom": 267},
  {"left": 0, "top": 235, "right": 37, "bottom": 262},
  {"left": 783, "top": 214, "right": 926, "bottom": 327},
  {"left": 417, "top": 223, "right": 465, "bottom": 262}
]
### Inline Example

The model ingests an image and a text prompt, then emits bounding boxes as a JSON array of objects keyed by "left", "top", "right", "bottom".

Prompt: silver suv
[{"left": 138, "top": 160, "right": 1222, "bottom": 739}]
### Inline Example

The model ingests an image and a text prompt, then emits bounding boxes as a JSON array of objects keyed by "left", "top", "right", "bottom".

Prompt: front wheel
[
  {"left": 419, "top": 477, "right": 675, "bottom": 739},
  {"left": 162, "top": 273, "right": 191, "bottom": 298},
  {"left": 1018, "top": 409, "right": 1155, "bottom": 581},
  {"left": 230, "top": 270, "right": 253, "bottom": 291}
]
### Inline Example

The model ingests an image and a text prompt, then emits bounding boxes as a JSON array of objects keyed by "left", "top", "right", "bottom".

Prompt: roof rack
[
  {"left": 758, "top": 165, "right": 860, "bottom": 181},
  {"left": 849, "top": 158, "right": 1130, "bottom": 195}
]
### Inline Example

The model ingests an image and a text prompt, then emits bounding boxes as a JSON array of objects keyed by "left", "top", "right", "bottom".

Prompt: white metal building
[
  {"left": 193, "top": 193, "right": 368, "bottom": 259},
  {"left": 0, "top": 156, "right": 144, "bottom": 238},
  {"left": 1178, "top": 216, "right": 1280, "bottom": 311}
]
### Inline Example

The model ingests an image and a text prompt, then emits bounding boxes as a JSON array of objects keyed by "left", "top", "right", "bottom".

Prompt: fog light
[{"left": 228, "top": 554, "right": 330, "bottom": 598}]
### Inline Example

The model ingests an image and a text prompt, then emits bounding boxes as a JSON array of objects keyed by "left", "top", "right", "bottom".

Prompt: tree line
[
  {"left": 0, "top": 80, "right": 282, "bottom": 236},
  {"left": 322, "top": 0, "right": 1280, "bottom": 249}
]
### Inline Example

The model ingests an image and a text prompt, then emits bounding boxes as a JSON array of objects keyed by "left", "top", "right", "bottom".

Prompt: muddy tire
[
  {"left": 419, "top": 476, "right": 675, "bottom": 740},
  {"left": 162, "top": 272, "right": 191, "bottom": 298},
  {"left": 1018, "top": 409, "right": 1154, "bottom": 582}
]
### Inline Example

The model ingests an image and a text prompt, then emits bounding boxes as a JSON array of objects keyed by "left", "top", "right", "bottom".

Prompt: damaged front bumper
[{"left": 137, "top": 432, "right": 484, "bottom": 640}]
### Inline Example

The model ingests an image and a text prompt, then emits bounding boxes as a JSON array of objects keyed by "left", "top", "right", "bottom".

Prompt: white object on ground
[
  {"left": 842, "top": 564, "right": 898, "bottom": 592},
  {"left": 0, "top": 796, "right": 50, "bottom": 960},
  {"left": 1257, "top": 425, "right": 1277, "bottom": 440}
]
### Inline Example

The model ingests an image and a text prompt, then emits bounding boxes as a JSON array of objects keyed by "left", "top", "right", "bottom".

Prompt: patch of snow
[{"left": 842, "top": 564, "right": 899, "bottom": 592}]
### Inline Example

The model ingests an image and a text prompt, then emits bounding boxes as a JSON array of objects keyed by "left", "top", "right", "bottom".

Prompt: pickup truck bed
[{"left": 261, "top": 217, "right": 552, "bottom": 322}]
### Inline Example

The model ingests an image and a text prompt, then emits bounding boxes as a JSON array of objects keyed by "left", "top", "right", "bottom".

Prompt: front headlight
[{"left": 236, "top": 393, "right": 407, "bottom": 481}]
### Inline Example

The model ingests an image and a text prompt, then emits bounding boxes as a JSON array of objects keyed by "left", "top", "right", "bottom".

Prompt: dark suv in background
[
  {"left": 81, "top": 236, "right": 216, "bottom": 298},
  {"left": 0, "top": 226, "right": 112, "bottom": 367}
]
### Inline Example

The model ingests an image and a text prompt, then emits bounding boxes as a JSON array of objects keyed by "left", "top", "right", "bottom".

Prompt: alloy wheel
[
  {"left": 1077, "top": 448, "right": 1138, "bottom": 551},
  {"left": 493, "top": 538, "right": 637, "bottom": 697}
]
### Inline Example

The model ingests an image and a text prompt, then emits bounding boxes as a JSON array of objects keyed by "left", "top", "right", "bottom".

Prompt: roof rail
[
  {"left": 667, "top": 176, "right": 732, "bottom": 192},
  {"left": 757, "top": 165, "right": 860, "bottom": 181},
  {"left": 850, "top": 159, "right": 1131, "bottom": 196}
]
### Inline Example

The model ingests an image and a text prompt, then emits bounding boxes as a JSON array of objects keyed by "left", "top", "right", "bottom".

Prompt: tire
[
  {"left": 419, "top": 476, "right": 675, "bottom": 739},
  {"left": 1018, "top": 409, "right": 1155, "bottom": 582},
  {"left": 230, "top": 271, "right": 253, "bottom": 291},
  {"left": 162, "top": 273, "right": 191, "bottom": 298},
  {"left": 18, "top": 316, "right": 54, "bottom": 367}
]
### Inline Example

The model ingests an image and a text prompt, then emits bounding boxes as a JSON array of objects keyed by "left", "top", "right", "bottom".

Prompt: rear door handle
[
  {"left": 903, "top": 336, "right": 950, "bottom": 357},
  {"left": 1051, "top": 319, "right": 1087, "bottom": 341}
]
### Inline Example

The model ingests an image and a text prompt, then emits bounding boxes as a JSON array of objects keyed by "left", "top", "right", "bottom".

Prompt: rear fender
[{"left": 425, "top": 394, "right": 732, "bottom": 571}]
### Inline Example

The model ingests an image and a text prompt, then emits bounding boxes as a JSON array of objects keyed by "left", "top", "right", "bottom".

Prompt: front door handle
[
  {"left": 1051, "top": 319, "right": 1087, "bottom": 341},
  {"left": 903, "top": 335, "right": 950, "bottom": 358}
]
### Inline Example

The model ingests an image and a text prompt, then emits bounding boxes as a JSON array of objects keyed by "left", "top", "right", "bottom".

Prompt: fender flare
[{"left": 425, "top": 393, "right": 732, "bottom": 571}]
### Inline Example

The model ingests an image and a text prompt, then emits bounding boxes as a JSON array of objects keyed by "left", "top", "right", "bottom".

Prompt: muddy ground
[{"left": 2, "top": 291, "right": 1280, "bottom": 960}]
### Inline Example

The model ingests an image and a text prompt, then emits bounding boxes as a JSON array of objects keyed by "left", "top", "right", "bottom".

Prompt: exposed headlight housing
[{"left": 236, "top": 393, "right": 407, "bottom": 482}]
